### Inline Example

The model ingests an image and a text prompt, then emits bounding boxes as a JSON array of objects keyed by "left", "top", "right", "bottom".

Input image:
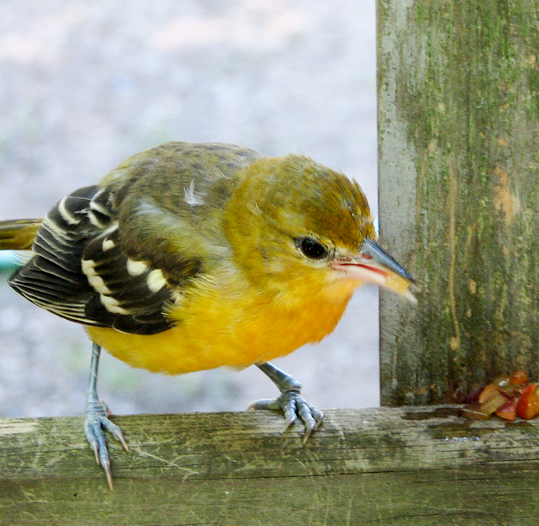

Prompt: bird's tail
[{"left": 0, "top": 219, "right": 42, "bottom": 250}]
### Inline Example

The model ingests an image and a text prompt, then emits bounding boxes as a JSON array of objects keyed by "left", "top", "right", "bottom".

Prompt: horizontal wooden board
[{"left": 1, "top": 407, "right": 538, "bottom": 525}]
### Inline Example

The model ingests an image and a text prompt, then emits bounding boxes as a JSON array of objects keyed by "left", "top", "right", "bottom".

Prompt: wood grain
[
  {"left": 378, "top": 0, "right": 539, "bottom": 404},
  {"left": 1, "top": 408, "right": 539, "bottom": 525}
]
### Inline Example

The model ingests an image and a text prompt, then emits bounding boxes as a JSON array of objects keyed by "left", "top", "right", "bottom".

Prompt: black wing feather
[{"left": 9, "top": 184, "right": 177, "bottom": 335}]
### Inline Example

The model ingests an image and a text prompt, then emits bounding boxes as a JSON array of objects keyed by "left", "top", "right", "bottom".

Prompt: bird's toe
[
  {"left": 84, "top": 395, "right": 128, "bottom": 490},
  {"left": 250, "top": 390, "right": 323, "bottom": 441}
]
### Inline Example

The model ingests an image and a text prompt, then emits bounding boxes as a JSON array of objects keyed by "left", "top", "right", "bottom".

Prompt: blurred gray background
[{"left": 0, "top": 0, "right": 380, "bottom": 419}]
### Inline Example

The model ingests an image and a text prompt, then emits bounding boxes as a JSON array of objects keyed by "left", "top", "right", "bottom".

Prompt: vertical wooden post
[{"left": 377, "top": 0, "right": 539, "bottom": 405}]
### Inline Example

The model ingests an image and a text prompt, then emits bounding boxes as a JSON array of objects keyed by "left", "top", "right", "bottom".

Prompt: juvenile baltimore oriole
[{"left": 0, "top": 142, "right": 415, "bottom": 489}]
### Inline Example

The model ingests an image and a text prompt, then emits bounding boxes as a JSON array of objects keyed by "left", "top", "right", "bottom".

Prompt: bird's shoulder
[{"left": 99, "top": 142, "right": 265, "bottom": 280}]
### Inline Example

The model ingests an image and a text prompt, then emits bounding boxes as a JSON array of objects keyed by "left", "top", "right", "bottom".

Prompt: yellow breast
[{"left": 86, "top": 273, "right": 356, "bottom": 375}]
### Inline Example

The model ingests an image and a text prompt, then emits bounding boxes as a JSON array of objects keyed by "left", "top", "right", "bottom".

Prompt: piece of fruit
[
  {"left": 478, "top": 383, "right": 499, "bottom": 404},
  {"left": 460, "top": 403, "right": 491, "bottom": 420},
  {"left": 479, "top": 389, "right": 508, "bottom": 416},
  {"left": 516, "top": 383, "right": 539, "bottom": 420},
  {"left": 495, "top": 399, "right": 516, "bottom": 421},
  {"left": 509, "top": 370, "right": 528, "bottom": 385}
]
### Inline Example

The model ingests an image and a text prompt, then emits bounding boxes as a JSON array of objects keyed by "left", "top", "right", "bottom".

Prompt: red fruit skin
[
  {"left": 516, "top": 383, "right": 539, "bottom": 420},
  {"left": 463, "top": 385, "right": 484, "bottom": 405},
  {"left": 496, "top": 399, "right": 516, "bottom": 421}
]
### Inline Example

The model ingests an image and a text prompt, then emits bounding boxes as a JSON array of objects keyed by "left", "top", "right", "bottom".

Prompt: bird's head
[{"left": 223, "top": 155, "right": 415, "bottom": 306}]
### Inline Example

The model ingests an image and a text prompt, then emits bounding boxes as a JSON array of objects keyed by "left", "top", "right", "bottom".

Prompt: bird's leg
[
  {"left": 250, "top": 362, "right": 323, "bottom": 442},
  {"left": 84, "top": 343, "right": 129, "bottom": 490}
]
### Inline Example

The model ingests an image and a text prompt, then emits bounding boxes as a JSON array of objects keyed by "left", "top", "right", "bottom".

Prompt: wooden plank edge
[{"left": 1, "top": 406, "right": 539, "bottom": 525}]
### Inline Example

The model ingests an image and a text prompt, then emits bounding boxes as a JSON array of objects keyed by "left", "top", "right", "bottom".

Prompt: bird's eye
[{"left": 296, "top": 237, "right": 328, "bottom": 260}]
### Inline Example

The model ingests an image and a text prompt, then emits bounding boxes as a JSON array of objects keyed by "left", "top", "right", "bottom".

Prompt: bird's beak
[{"left": 332, "top": 239, "right": 417, "bottom": 303}]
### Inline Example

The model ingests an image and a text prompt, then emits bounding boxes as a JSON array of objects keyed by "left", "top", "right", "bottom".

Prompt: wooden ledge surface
[{"left": 1, "top": 406, "right": 538, "bottom": 525}]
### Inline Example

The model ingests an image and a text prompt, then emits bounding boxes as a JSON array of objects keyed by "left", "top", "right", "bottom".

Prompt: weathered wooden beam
[
  {"left": 1, "top": 408, "right": 539, "bottom": 525},
  {"left": 378, "top": 0, "right": 539, "bottom": 405}
]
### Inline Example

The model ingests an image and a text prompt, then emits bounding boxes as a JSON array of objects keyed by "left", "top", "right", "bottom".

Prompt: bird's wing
[
  {"left": 8, "top": 184, "right": 190, "bottom": 335},
  {"left": 9, "top": 142, "right": 261, "bottom": 334}
]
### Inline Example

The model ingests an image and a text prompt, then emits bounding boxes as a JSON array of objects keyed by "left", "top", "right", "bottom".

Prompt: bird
[{"left": 0, "top": 141, "right": 415, "bottom": 489}]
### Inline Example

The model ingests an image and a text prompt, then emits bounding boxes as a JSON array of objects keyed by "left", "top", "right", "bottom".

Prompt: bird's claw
[
  {"left": 84, "top": 395, "right": 128, "bottom": 490},
  {"left": 250, "top": 389, "right": 324, "bottom": 442}
]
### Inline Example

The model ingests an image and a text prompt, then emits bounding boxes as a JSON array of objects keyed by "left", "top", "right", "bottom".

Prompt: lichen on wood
[{"left": 378, "top": 0, "right": 539, "bottom": 404}]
